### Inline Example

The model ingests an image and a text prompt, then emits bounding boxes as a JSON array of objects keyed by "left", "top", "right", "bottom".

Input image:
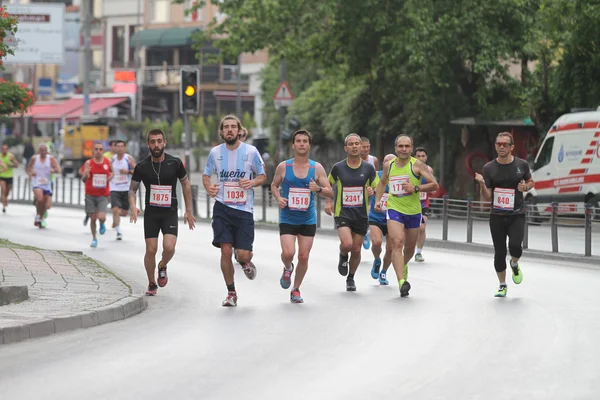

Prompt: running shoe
[
  {"left": 510, "top": 261, "right": 523, "bottom": 285},
  {"left": 2, "top": 208, "right": 5, "bottom": 214},
  {"left": 379, "top": 270, "right": 389, "bottom": 285},
  {"left": 99, "top": 222, "right": 106, "bottom": 235},
  {"left": 495, "top": 285, "right": 508, "bottom": 297},
  {"left": 404, "top": 264, "right": 409, "bottom": 281},
  {"left": 44, "top": 210, "right": 48, "bottom": 219},
  {"left": 290, "top": 288, "right": 304, "bottom": 303},
  {"left": 371, "top": 259, "right": 381, "bottom": 279},
  {"left": 90, "top": 239, "right": 98, "bottom": 248},
  {"left": 399, "top": 279, "right": 411, "bottom": 297},
  {"left": 280, "top": 262, "right": 294, "bottom": 289},
  {"left": 145, "top": 283, "right": 158, "bottom": 296},
  {"left": 157, "top": 265, "right": 168, "bottom": 287},
  {"left": 83, "top": 215, "right": 89, "bottom": 226},
  {"left": 338, "top": 253, "right": 349, "bottom": 276},
  {"left": 116, "top": 233, "right": 123, "bottom": 241},
  {"left": 222, "top": 291, "right": 238, "bottom": 307},
  {"left": 346, "top": 278, "right": 357, "bottom": 292},
  {"left": 363, "top": 235, "right": 371, "bottom": 250},
  {"left": 40, "top": 220, "right": 47, "bottom": 229},
  {"left": 414, "top": 253, "right": 425, "bottom": 262},
  {"left": 242, "top": 261, "right": 257, "bottom": 280}
]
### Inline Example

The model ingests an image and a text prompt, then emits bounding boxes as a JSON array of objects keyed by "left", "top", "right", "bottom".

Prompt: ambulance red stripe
[{"left": 535, "top": 173, "right": 600, "bottom": 190}]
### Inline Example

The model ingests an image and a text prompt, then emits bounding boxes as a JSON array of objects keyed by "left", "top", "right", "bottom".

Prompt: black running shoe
[
  {"left": 346, "top": 278, "right": 356, "bottom": 292},
  {"left": 338, "top": 253, "right": 349, "bottom": 276},
  {"left": 400, "top": 280, "right": 411, "bottom": 297}
]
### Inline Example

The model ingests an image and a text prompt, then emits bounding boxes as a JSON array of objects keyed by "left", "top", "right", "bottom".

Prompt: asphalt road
[{"left": 0, "top": 204, "right": 599, "bottom": 399}]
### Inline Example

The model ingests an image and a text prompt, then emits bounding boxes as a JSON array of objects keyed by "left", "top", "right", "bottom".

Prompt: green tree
[
  {"left": 193, "top": 115, "right": 208, "bottom": 144},
  {"left": 172, "top": 118, "right": 184, "bottom": 146}
]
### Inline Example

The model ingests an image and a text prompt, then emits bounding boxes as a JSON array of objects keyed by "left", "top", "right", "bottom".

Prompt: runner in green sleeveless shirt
[
  {"left": 375, "top": 134, "right": 438, "bottom": 298},
  {"left": 0, "top": 143, "right": 19, "bottom": 213}
]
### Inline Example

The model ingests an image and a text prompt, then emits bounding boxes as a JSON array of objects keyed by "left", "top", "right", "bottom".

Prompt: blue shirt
[
  {"left": 369, "top": 170, "right": 388, "bottom": 225},
  {"left": 203, "top": 143, "right": 265, "bottom": 213},
  {"left": 279, "top": 159, "right": 317, "bottom": 225}
]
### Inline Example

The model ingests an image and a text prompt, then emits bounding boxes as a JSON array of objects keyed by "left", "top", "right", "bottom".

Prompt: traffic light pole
[
  {"left": 278, "top": 59, "right": 287, "bottom": 162},
  {"left": 184, "top": 112, "right": 192, "bottom": 179}
]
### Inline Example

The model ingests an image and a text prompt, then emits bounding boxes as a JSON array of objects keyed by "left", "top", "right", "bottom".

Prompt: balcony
[{"left": 141, "top": 64, "right": 249, "bottom": 87}]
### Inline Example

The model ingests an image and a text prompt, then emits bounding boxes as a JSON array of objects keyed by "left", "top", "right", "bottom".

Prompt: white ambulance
[{"left": 527, "top": 109, "right": 600, "bottom": 216}]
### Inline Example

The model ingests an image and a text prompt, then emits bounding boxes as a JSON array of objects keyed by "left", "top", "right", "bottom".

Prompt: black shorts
[
  {"left": 335, "top": 216, "right": 369, "bottom": 236},
  {"left": 279, "top": 223, "right": 317, "bottom": 237},
  {"left": 212, "top": 201, "right": 254, "bottom": 251},
  {"left": 369, "top": 221, "right": 388, "bottom": 237},
  {"left": 144, "top": 210, "right": 178, "bottom": 239},
  {"left": 110, "top": 191, "right": 129, "bottom": 211},
  {"left": 422, "top": 207, "right": 430, "bottom": 217},
  {"left": 0, "top": 177, "right": 13, "bottom": 185}
]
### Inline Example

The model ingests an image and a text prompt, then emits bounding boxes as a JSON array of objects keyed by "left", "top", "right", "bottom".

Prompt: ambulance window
[{"left": 534, "top": 137, "right": 554, "bottom": 170}]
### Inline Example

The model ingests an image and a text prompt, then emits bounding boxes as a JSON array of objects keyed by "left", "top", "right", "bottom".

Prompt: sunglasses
[
  {"left": 495, "top": 142, "right": 513, "bottom": 148},
  {"left": 94, "top": 148, "right": 103, "bottom": 151}
]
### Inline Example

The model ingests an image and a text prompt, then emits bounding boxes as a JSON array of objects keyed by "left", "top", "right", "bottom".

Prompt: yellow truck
[{"left": 61, "top": 124, "right": 110, "bottom": 175}]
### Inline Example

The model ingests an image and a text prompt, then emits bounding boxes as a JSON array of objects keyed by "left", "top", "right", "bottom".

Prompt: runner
[
  {"left": 475, "top": 132, "right": 533, "bottom": 297},
  {"left": 110, "top": 140, "right": 136, "bottom": 240},
  {"left": 270, "top": 129, "right": 333, "bottom": 303},
  {"left": 369, "top": 154, "right": 396, "bottom": 285},
  {"left": 104, "top": 140, "right": 117, "bottom": 160},
  {"left": 80, "top": 142, "right": 113, "bottom": 247},
  {"left": 360, "top": 137, "right": 379, "bottom": 250},
  {"left": 374, "top": 134, "right": 438, "bottom": 297},
  {"left": 325, "top": 133, "right": 377, "bottom": 292},
  {"left": 26, "top": 144, "right": 61, "bottom": 228},
  {"left": 129, "top": 129, "right": 196, "bottom": 296},
  {"left": 414, "top": 146, "right": 434, "bottom": 262},
  {"left": 0, "top": 143, "right": 19, "bottom": 214},
  {"left": 203, "top": 115, "right": 266, "bottom": 307}
]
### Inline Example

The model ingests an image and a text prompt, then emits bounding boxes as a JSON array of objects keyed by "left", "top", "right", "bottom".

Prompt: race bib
[
  {"left": 380, "top": 193, "right": 389, "bottom": 211},
  {"left": 493, "top": 188, "right": 515, "bottom": 210},
  {"left": 114, "top": 173, "right": 128, "bottom": 184},
  {"left": 288, "top": 188, "right": 310, "bottom": 211},
  {"left": 420, "top": 191, "right": 427, "bottom": 201},
  {"left": 389, "top": 175, "right": 410, "bottom": 196},
  {"left": 36, "top": 177, "right": 49, "bottom": 185},
  {"left": 92, "top": 174, "right": 107, "bottom": 188},
  {"left": 342, "top": 187, "right": 364, "bottom": 207},
  {"left": 224, "top": 182, "right": 247, "bottom": 205},
  {"left": 149, "top": 184, "right": 172, "bottom": 208}
]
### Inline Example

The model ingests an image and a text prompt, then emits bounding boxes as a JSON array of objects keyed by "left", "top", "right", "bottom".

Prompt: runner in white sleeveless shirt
[
  {"left": 110, "top": 140, "right": 136, "bottom": 240},
  {"left": 26, "top": 144, "right": 60, "bottom": 228}
]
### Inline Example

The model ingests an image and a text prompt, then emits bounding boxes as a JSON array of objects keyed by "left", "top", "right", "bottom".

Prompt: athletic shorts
[
  {"left": 110, "top": 191, "right": 129, "bottom": 211},
  {"left": 144, "top": 210, "right": 179, "bottom": 239},
  {"left": 85, "top": 194, "right": 109, "bottom": 215},
  {"left": 0, "top": 177, "right": 13, "bottom": 185},
  {"left": 387, "top": 209, "right": 422, "bottom": 229},
  {"left": 334, "top": 216, "right": 369, "bottom": 236},
  {"left": 369, "top": 221, "right": 388, "bottom": 237},
  {"left": 212, "top": 201, "right": 254, "bottom": 251},
  {"left": 33, "top": 187, "right": 52, "bottom": 196},
  {"left": 279, "top": 223, "right": 317, "bottom": 237}
]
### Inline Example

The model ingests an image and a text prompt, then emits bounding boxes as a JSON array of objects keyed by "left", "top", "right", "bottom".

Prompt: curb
[{"left": 0, "top": 256, "right": 148, "bottom": 346}]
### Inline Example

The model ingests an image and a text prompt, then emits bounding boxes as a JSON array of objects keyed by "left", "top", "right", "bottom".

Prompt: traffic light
[{"left": 180, "top": 68, "right": 200, "bottom": 114}]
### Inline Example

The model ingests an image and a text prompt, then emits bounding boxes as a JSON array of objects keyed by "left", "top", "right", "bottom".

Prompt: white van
[{"left": 527, "top": 109, "right": 600, "bottom": 215}]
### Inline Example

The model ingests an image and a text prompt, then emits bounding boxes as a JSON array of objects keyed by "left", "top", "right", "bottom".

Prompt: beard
[
  {"left": 151, "top": 147, "right": 164, "bottom": 158},
  {"left": 224, "top": 136, "right": 238, "bottom": 145}
]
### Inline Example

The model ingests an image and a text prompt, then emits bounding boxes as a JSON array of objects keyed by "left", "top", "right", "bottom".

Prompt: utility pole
[
  {"left": 81, "top": 0, "right": 92, "bottom": 117},
  {"left": 135, "top": 0, "right": 143, "bottom": 122},
  {"left": 235, "top": 53, "right": 242, "bottom": 117},
  {"left": 278, "top": 59, "right": 287, "bottom": 162}
]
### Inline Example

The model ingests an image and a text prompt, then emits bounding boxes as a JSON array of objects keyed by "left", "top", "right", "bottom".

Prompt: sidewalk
[{"left": 0, "top": 239, "right": 146, "bottom": 345}]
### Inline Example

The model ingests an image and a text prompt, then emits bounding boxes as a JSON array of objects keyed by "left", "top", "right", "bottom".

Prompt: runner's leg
[
  {"left": 387, "top": 219, "right": 407, "bottom": 281},
  {"left": 293, "top": 234, "right": 315, "bottom": 289},
  {"left": 280, "top": 234, "right": 296, "bottom": 270},
  {"left": 144, "top": 238, "right": 159, "bottom": 284}
]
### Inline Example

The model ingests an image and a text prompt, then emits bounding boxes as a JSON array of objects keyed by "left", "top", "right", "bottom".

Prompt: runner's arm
[
  {"left": 26, "top": 157, "right": 35, "bottom": 177},
  {"left": 373, "top": 157, "right": 380, "bottom": 171},
  {"left": 415, "top": 160, "right": 439, "bottom": 193},
  {"left": 325, "top": 167, "right": 338, "bottom": 208},
  {"left": 0, "top": 160, "right": 5, "bottom": 173},
  {"left": 128, "top": 180, "right": 140, "bottom": 209},
  {"left": 477, "top": 167, "right": 492, "bottom": 201},
  {"left": 128, "top": 156, "right": 136, "bottom": 174},
  {"left": 108, "top": 161, "right": 114, "bottom": 181},
  {"left": 10, "top": 154, "right": 18, "bottom": 168},
  {"left": 375, "top": 161, "right": 390, "bottom": 204},
  {"left": 270, "top": 162, "right": 286, "bottom": 202},
  {"left": 315, "top": 163, "right": 333, "bottom": 198},
  {"left": 180, "top": 175, "right": 193, "bottom": 213},
  {"left": 50, "top": 157, "right": 61, "bottom": 175}
]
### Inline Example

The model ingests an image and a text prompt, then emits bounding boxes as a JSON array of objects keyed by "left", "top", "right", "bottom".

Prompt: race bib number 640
[{"left": 493, "top": 188, "right": 515, "bottom": 210}]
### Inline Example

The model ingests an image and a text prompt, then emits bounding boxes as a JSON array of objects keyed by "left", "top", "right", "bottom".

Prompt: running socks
[{"left": 227, "top": 283, "right": 236, "bottom": 292}]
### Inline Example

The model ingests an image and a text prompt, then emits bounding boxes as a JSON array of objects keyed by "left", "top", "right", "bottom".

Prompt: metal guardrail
[{"left": 6, "top": 177, "right": 598, "bottom": 257}]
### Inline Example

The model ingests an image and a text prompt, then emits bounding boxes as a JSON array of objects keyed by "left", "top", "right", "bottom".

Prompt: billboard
[{"left": 4, "top": 3, "right": 66, "bottom": 65}]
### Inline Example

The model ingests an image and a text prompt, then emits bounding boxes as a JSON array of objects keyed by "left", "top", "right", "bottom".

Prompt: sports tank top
[
  {"left": 32, "top": 155, "right": 52, "bottom": 189},
  {"left": 0, "top": 152, "right": 14, "bottom": 178},
  {"left": 386, "top": 156, "right": 422, "bottom": 215},
  {"left": 365, "top": 155, "right": 376, "bottom": 166},
  {"left": 279, "top": 159, "right": 317, "bottom": 225},
  {"left": 110, "top": 154, "right": 131, "bottom": 192},
  {"left": 85, "top": 158, "right": 111, "bottom": 197}
]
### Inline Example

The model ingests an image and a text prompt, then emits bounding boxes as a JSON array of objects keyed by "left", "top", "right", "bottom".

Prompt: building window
[
  {"left": 112, "top": 26, "right": 126, "bottom": 67},
  {"left": 150, "top": 0, "right": 170, "bottom": 24},
  {"left": 184, "top": 0, "right": 201, "bottom": 23},
  {"left": 128, "top": 26, "right": 140, "bottom": 67}
]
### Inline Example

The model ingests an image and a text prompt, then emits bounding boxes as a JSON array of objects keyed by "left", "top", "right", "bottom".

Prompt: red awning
[
  {"left": 63, "top": 97, "right": 129, "bottom": 119},
  {"left": 29, "top": 98, "right": 86, "bottom": 122}
]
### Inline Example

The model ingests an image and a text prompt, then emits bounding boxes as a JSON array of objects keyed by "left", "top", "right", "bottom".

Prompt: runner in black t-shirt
[
  {"left": 475, "top": 132, "right": 534, "bottom": 298},
  {"left": 129, "top": 129, "right": 196, "bottom": 296}
]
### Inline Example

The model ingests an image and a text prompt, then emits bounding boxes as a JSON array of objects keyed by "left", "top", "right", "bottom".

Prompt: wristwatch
[
  {"left": 414, "top": 185, "right": 420, "bottom": 193},
  {"left": 317, "top": 186, "right": 323, "bottom": 193}
]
